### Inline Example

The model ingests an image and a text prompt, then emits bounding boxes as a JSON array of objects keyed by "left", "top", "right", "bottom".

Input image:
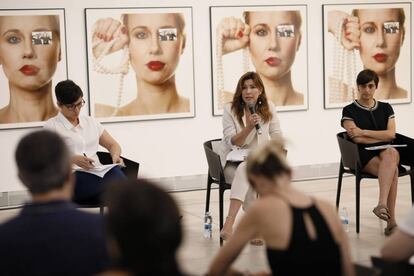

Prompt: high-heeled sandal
[{"left": 372, "top": 204, "right": 391, "bottom": 222}]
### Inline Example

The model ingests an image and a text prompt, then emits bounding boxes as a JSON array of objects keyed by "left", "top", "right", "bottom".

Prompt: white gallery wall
[{"left": 0, "top": 0, "right": 413, "bottom": 192}]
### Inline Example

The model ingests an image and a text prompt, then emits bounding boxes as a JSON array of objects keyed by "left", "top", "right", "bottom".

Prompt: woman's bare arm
[
  {"left": 342, "top": 119, "right": 395, "bottom": 144},
  {"left": 99, "top": 130, "right": 122, "bottom": 164},
  {"left": 208, "top": 208, "right": 259, "bottom": 275}
]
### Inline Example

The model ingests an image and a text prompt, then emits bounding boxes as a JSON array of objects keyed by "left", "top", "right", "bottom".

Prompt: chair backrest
[
  {"left": 203, "top": 139, "right": 224, "bottom": 182},
  {"left": 97, "top": 151, "right": 139, "bottom": 180},
  {"left": 371, "top": 256, "right": 414, "bottom": 276},
  {"left": 337, "top": 132, "right": 361, "bottom": 170},
  {"left": 354, "top": 263, "right": 380, "bottom": 276}
]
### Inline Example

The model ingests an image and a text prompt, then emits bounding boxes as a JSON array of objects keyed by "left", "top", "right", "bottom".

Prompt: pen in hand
[{"left": 83, "top": 153, "right": 94, "bottom": 166}]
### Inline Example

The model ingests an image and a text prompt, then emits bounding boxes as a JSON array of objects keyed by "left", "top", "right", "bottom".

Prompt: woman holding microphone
[{"left": 218, "top": 71, "right": 283, "bottom": 242}]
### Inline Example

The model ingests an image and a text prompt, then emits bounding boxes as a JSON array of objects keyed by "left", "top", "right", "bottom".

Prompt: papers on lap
[
  {"left": 226, "top": 149, "right": 249, "bottom": 162},
  {"left": 365, "top": 144, "right": 407, "bottom": 151},
  {"left": 76, "top": 164, "right": 118, "bottom": 178}
]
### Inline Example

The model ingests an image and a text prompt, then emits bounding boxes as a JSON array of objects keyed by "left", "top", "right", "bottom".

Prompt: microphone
[{"left": 247, "top": 102, "right": 262, "bottom": 135}]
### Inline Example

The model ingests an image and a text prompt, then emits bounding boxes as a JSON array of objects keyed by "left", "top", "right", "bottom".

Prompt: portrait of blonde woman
[
  {"left": 86, "top": 8, "right": 194, "bottom": 122},
  {"left": 323, "top": 3, "right": 411, "bottom": 108},
  {"left": 0, "top": 10, "right": 67, "bottom": 128},
  {"left": 211, "top": 5, "right": 308, "bottom": 114}
]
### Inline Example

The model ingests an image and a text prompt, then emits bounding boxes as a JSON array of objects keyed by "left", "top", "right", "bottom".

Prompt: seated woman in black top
[
  {"left": 341, "top": 69, "right": 401, "bottom": 236},
  {"left": 208, "top": 139, "right": 355, "bottom": 276}
]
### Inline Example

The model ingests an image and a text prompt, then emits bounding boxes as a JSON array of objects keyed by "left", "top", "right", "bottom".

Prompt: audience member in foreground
[
  {"left": 102, "top": 179, "right": 184, "bottom": 276},
  {"left": 0, "top": 130, "right": 109, "bottom": 275},
  {"left": 381, "top": 206, "right": 414, "bottom": 261},
  {"left": 209, "top": 139, "right": 355, "bottom": 276},
  {"left": 44, "top": 79, "right": 126, "bottom": 204}
]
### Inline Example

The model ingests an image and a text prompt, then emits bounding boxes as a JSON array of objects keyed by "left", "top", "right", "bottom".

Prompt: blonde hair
[{"left": 247, "top": 138, "right": 290, "bottom": 181}]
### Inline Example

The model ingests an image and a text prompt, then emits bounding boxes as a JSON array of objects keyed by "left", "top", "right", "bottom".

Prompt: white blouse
[
  {"left": 218, "top": 102, "right": 283, "bottom": 165},
  {"left": 44, "top": 112, "right": 104, "bottom": 168}
]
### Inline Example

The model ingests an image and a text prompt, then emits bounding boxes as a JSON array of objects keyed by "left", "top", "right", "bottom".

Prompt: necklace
[
  {"left": 92, "top": 37, "right": 130, "bottom": 116},
  {"left": 330, "top": 16, "right": 357, "bottom": 104},
  {"left": 216, "top": 32, "right": 251, "bottom": 111}
]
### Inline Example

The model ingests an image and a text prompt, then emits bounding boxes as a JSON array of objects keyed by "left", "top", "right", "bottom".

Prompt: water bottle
[
  {"left": 203, "top": 212, "right": 212, "bottom": 239},
  {"left": 339, "top": 207, "right": 349, "bottom": 232}
]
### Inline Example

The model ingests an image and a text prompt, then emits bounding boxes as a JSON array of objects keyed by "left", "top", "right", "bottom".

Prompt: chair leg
[
  {"left": 410, "top": 171, "right": 414, "bottom": 205},
  {"left": 219, "top": 185, "right": 225, "bottom": 246},
  {"left": 205, "top": 175, "right": 213, "bottom": 213},
  {"left": 356, "top": 175, "right": 361, "bottom": 234},
  {"left": 336, "top": 169, "right": 344, "bottom": 209},
  {"left": 99, "top": 206, "right": 104, "bottom": 215}
]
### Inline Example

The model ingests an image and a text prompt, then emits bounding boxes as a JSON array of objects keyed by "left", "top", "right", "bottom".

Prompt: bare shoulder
[
  {"left": 0, "top": 107, "right": 9, "bottom": 124},
  {"left": 95, "top": 103, "right": 115, "bottom": 117},
  {"left": 249, "top": 196, "right": 289, "bottom": 217},
  {"left": 391, "top": 87, "right": 408, "bottom": 99},
  {"left": 177, "top": 96, "right": 190, "bottom": 113},
  {"left": 286, "top": 90, "right": 304, "bottom": 106}
]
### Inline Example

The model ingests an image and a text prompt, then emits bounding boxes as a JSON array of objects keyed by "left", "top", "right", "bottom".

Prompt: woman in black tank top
[{"left": 208, "top": 139, "right": 355, "bottom": 276}]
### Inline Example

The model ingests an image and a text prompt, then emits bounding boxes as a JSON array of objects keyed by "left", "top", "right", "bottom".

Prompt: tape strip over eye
[
  {"left": 158, "top": 28, "right": 177, "bottom": 41},
  {"left": 32, "top": 31, "right": 53, "bottom": 45},
  {"left": 383, "top": 22, "right": 399, "bottom": 34},
  {"left": 276, "top": 25, "right": 294, "bottom": 37}
]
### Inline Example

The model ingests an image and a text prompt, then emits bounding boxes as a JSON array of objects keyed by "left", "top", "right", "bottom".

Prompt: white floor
[
  {"left": 0, "top": 175, "right": 412, "bottom": 275},
  {"left": 173, "top": 175, "right": 413, "bottom": 274}
]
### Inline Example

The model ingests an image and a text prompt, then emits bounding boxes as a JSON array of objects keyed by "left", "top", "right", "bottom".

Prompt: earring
[{"left": 258, "top": 97, "right": 262, "bottom": 105}]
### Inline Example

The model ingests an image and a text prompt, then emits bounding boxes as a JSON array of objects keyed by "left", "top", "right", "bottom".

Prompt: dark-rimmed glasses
[{"left": 65, "top": 99, "right": 85, "bottom": 110}]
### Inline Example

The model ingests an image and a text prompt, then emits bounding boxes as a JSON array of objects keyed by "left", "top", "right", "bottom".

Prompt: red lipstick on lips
[
  {"left": 147, "top": 61, "right": 165, "bottom": 71},
  {"left": 265, "top": 57, "right": 281, "bottom": 66},
  {"left": 20, "top": 65, "right": 40, "bottom": 76},
  {"left": 373, "top": 54, "right": 388, "bottom": 63}
]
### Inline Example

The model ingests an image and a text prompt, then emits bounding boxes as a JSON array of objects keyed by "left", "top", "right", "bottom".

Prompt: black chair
[
  {"left": 336, "top": 132, "right": 414, "bottom": 233},
  {"left": 354, "top": 263, "right": 380, "bottom": 276},
  {"left": 203, "top": 139, "right": 232, "bottom": 245},
  {"left": 371, "top": 256, "right": 414, "bottom": 276},
  {"left": 76, "top": 151, "right": 140, "bottom": 214}
]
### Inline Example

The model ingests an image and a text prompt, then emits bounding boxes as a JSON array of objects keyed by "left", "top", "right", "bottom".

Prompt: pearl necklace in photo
[
  {"left": 216, "top": 34, "right": 251, "bottom": 110},
  {"left": 92, "top": 37, "right": 130, "bottom": 116},
  {"left": 331, "top": 17, "right": 357, "bottom": 103}
]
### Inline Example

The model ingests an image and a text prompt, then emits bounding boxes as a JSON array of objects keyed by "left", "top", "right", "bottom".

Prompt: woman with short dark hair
[
  {"left": 44, "top": 79, "right": 126, "bottom": 203},
  {"left": 341, "top": 69, "right": 399, "bottom": 235}
]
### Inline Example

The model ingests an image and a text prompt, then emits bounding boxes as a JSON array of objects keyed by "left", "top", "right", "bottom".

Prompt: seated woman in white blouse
[
  {"left": 44, "top": 80, "right": 126, "bottom": 204},
  {"left": 218, "top": 71, "right": 283, "bottom": 242}
]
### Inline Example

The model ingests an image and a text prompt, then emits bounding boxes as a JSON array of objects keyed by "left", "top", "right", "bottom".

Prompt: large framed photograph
[
  {"left": 85, "top": 7, "right": 195, "bottom": 122},
  {"left": 0, "top": 9, "right": 67, "bottom": 129},
  {"left": 323, "top": 2, "right": 411, "bottom": 109},
  {"left": 210, "top": 5, "right": 308, "bottom": 115}
]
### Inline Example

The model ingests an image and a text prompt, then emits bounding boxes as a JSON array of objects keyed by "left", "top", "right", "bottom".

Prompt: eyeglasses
[{"left": 65, "top": 99, "right": 85, "bottom": 110}]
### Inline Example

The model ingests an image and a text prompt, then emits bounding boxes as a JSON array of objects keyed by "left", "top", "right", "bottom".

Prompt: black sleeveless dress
[{"left": 266, "top": 200, "right": 342, "bottom": 275}]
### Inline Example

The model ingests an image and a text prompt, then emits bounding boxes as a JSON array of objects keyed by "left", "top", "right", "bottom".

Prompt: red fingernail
[
  {"left": 238, "top": 30, "right": 243, "bottom": 38},
  {"left": 345, "top": 31, "right": 350, "bottom": 36}
]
